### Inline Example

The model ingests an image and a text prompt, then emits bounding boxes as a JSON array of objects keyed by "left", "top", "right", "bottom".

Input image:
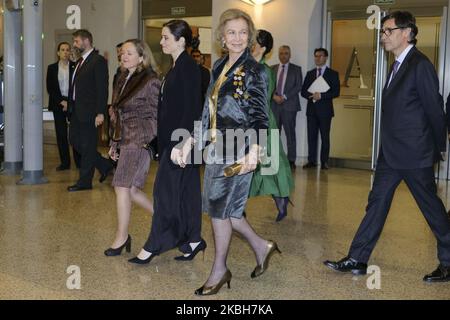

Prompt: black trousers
[
  {"left": 69, "top": 113, "right": 112, "bottom": 188},
  {"left": 307, "top": 115, "right": 332, "bottom": 165},
  {"left": 52, "top": 106, "right": 71, "bottom": 168},
  {"left": 272, "top": 107, "right": 297, "bottom": 163},
  {"left": 349, "top": 154, "right": 450, "bottom": 266},
  {"left": 144, "top": 150, "right": 202, "bottom": 255},
  {"left": 53, "top": 101, "right": 81, "bottom": 168}
]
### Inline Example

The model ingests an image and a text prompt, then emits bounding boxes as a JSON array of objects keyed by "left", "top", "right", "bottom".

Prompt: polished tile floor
[{"left": 1, "top": 145, "right": 450, "bottom": 300}]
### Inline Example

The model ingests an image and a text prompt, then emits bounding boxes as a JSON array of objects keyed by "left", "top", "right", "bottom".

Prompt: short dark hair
[
  {"left": 256, "top": 30, "right": 273, "bottom": 58},
  {"left": 163, "top": 20, "right": 193, "bottom": 48},
  {"left": 116, "top": 42, "right": 123, "bottom": 48},
  {"left": 57, "top": 42, "right": 70, "bottom": 51},
  {"left": 191, "top": 49, "right": 202, "bottom": 56},
  {"left": 72, "top": 29, "right": 93, "bottom": 45},
  {"left": 381, "top": 11, "right": 418, "bottom": 45},
  {"left": 314, "top": 48, "right": 329, "bottom": 57}
]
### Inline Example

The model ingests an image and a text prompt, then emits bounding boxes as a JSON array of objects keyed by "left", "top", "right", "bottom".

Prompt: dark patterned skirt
[{"left": 112, "top": 148, "right": 150, "bottom": 189}]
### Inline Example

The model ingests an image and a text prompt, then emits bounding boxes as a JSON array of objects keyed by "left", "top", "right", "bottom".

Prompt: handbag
[
  {"left": 143, "top": 139, "right": 158, "bottom": 161},
  {"left": 223, "top": 163, "right": 243, "bottom": 177}
]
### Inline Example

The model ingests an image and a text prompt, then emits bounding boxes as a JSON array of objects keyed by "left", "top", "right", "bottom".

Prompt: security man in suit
[
  {"left": 68, "top": 29, "right": 113, "bottom": 192},
  {"left": 324, "top": 11, "right": 450, "bottom": 283},
  {"left": 301, "top": 48, "right": 340, "bottom": 170},
  {"left": 272, "top": 45, "right": 303, "bottom": 169}
]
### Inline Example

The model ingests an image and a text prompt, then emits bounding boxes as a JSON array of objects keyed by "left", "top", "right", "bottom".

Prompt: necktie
[
  {"left": 317, "top": 68, "right": 322, "bottom": 78},
  {"left": 388, "top": 60, "right": 400, "bottom": 87},
  {"left": 277, "top": 65, "right": 285, "bottom": 95},
  {"left": 71, "top": 57, "right": 84, "bottom": 100},
  {"left": 391, "top": 60, "right": 400, "bottom": 79}
]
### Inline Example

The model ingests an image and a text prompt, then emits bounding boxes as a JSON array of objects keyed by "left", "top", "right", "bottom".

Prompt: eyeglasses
[{"left": 380, "top": 27, "right": 403, "bottom": 37}]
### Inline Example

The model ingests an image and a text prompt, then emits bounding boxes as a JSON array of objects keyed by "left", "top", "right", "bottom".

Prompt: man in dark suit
[
  {"left": 46, "top": 42, "right": 80, "bottom": 170},
  {"left": 301, "top": 48, "right": 340, "bottom": 170},
  {"left": 324, "top": 11, "right": 450, "bottom": 282},
  {"left": 68, "top": 29, "right": 113, "bottom": 192},
  {"left": 272, "top": 46, "right": 303, "bottom": 170},
  {"left": 191, "top": 49, "right": 210, "bottom": 105}
]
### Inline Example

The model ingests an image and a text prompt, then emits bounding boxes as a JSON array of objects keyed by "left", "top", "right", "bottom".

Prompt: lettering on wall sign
[
  {"left": 66, "top": 5, "right": 81, "bottom": 30},
  {"left": 366, "top": 5, "right": 381, "bottom": 30}
]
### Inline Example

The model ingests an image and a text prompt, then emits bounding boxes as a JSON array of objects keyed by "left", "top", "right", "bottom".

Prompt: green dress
[{"left": 249, "top": 59, "right": 294, "bottom": 198}]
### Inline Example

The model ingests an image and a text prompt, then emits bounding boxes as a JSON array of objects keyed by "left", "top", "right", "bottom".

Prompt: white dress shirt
[{"left": 58, "top": 61, "right": 70, "bottom": 98}]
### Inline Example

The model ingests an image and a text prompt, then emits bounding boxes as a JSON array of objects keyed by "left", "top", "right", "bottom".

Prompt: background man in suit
[
  {"left": 272, "top": 45, "right": 303, "bottom": 169},
  {"left": 301, "top": 48, "right": 340, "bottom": 170},
  {"left": 46, "top": 42, "right": 80, "bottom": 171},
  {"left": 68, "top": 29, "right": 113, "bottom": 192},
  {"left": 324, "top": 11, "right": 450, "bottom": 282},
  {"left": 191, "top": 49, "right": 210, "bottom": 106}
]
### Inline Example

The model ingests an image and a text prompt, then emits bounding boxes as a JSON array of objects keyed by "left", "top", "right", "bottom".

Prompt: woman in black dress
[{"left": 129, "top": 20, "right": 206, "bottom": 264}]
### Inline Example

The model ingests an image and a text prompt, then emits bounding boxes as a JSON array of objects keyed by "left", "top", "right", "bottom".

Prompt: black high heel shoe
[
  {"left": 251, "top": 240, "right": 281, "bottom": 278},
  {"left": 195, "top": 270, "right": 232, "bottom": 296},
  {"left": 128, "top": 252, "right": 156, "bottom": 265},
  {"left": 104, "top": 235, "right": 132, "bottom": 257},
  {"left": 174, "top": 239, "right": 207, "bottom": 261}
]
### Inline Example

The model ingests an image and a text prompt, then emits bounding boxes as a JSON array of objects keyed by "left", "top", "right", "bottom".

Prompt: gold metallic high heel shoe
[
  {"left": 194, "top": 270, "right": 232, "bottom": 296},
  {"left": 251, "top": 241, "right": 281, "bottom": 278}
]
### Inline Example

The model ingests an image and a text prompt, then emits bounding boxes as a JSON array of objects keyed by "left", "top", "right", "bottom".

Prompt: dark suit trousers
[
  {"left": 272, "top": 106, "right": 297, "bottom": 162},
  {"left": 52, "top": 105, "right": 71, "bottom": 167},
  {"left": 69, "top": 113, "right": 112, "bottom": 188},
  {"left": 349, "top": 154, "right": 450, "bottom": 266},
  {"left": 307, "top": 115, "right": 332, "bottom": 164}
]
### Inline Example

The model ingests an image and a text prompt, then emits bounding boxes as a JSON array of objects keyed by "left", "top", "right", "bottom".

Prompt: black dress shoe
[
  {"left": 423, "top": 265, "right": 450, "bottom": 283},
  {"left": 321, "top": 163, "right": 329, "bottom": 170},
  {"left": 104, "top": 235, "right": 132, "bottom": 257},
  {"left": 67, "top": 184, "right": 92, "bottom": 192},
  {"left": 303, "top": 162, "right": 317, "bottom": 169},
  {"left": 323, "top": 256, "right": 367, "bottom": 275},
  {"left": 175, "top": 239, "right": 207, "bottom": 261},
  {"left": 128, "top": 254, "right": 156, "bottom": 265},
  {"left": 99, "top": 166, "right": 113, "bottom": 183},
  {"left": 56, "top": 165, "right": 70, "bottom": 171}
]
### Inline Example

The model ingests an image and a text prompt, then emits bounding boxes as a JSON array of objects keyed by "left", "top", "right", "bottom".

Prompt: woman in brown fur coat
[{"left": 104, "top": 39, "right": 160, "bottom": 256}]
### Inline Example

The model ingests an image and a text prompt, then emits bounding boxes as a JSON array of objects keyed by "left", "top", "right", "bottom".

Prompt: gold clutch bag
[{"left": 223, "top": 163, "right": 243, "bottom": 177}]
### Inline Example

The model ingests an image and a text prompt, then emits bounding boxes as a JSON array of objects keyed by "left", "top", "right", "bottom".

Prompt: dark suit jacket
[
  {"left": 380, "top": 46, "right": 446, "bottom": 170},
  {"left": 301, "top": 67, "right": 340, "bottom": 118},
  {"left": 271, "top": 63, "right": 303, "bottom": 112},
  {"left": 46, "top": 61, "right": 75, "bottom": 111},
  {"left": 69, "top": 50, "right": 109, "bottom": 122},
  {"left": 199, "top": 64, "right": 211, "bottom": 101},
  {"left": 445, "top": 93, "right": 450, "bottom": 133},
  {"left": 158, "top": 50, "right": 203, "bottom": 159}
]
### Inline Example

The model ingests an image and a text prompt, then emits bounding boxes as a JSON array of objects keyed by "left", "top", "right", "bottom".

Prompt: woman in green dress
[{"left": 249, "top": 29, "right": 294, "bottom": 222}]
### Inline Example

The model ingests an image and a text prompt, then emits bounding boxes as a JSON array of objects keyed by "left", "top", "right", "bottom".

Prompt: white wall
[
  {"left": 43, "top": 0, "right": 139, "bottom": 107},
  {"left": 212, "top": 0, "right": 324, "bottom": 161}
]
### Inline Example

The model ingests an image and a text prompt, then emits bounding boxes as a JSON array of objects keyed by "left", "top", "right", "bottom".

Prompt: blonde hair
[
  {"left": 216, "top": 9, "right": 255, "bottom": 50},
  {"left": 123, "top": 39, "right": 161, "bottom": 74}
]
